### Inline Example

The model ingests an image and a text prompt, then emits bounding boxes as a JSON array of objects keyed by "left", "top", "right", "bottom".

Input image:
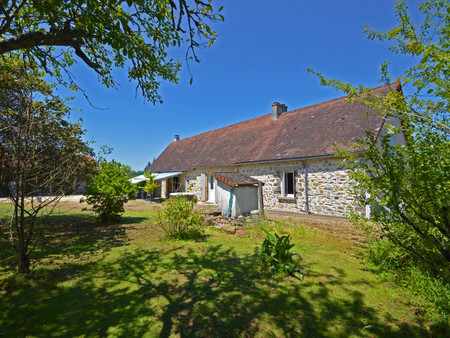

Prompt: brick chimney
[
  {"left": 174, "top": 135, "right": 180, "bottom": 141},
  {"left": 271, "top": 102, "right": 287, "bottom": 121}
]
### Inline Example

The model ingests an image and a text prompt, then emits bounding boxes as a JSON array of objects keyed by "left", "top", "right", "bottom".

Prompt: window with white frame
[{"left": 281, "top": 171, "right": 295, "bottom": 197}]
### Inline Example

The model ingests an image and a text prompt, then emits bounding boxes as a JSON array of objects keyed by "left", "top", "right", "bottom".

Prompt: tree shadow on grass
[
  {"left": 0, "top": 212, "right": 146, "bottom": 272},
  {"left": 0, "top": 242, "right": 446, "bottom": 337},
  {"left": 0, "top": 250, "right": 164, "bottom": 337},
  {"left": 76, "top": 245, "right": 441, "bottom": 336},
  {"left": 33, "top": 213, "right": 132, "bottom": 260},
  {"left": 120, "top": 215, "right": 150, "bottom": 224},
  {"left": 151, "top": 245, "right": 434, "bottom": 337}
]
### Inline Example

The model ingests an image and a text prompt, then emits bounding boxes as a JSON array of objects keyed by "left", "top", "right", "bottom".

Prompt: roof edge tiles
[
  {"left": 149, "top": 83, "right": 402, "bottom": 173},
  {"left": 211, "top": 172, "right": 262, "bottom": 188}
]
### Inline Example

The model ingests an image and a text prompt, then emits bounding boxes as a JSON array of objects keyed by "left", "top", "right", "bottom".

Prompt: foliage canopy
[
  {"left": 310, "top": 0, "right": 449, "bottom": 308},
  {"left": 0, "top": 0, "right": 224, "bottom": 103},
  {"left": 143, "top": 172, "right": 159, "bottom": 195},
  {"left": 0, "top": 56, "right": 94, "bottom": 273},
  {"left": 156, "top": 195, "right": 204, "bottom": 240},
  {"left": 83, "top": 160, "right": 138, "bottom": 222}
]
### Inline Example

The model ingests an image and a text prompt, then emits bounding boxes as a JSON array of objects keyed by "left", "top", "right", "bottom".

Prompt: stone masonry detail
[{"left": 183, "top": 158, "right": 356, "bottom": 217}]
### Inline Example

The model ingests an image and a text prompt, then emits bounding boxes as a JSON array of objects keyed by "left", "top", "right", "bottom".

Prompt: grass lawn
[{"left": 0, "top": 200, "right": 447, "bottom": 337}]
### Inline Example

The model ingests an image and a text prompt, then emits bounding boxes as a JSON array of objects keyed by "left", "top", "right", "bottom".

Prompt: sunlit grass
[{"left": 0, "top": 201, "right": 447, "bottom": 337}]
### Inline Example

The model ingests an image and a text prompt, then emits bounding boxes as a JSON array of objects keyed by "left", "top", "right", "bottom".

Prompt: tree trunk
[
  {"left": 17, "top": 248, "right": 30, "bottom": 274},
  {"left": 17, "top": 179, "right": 31, "bottom": 274}
]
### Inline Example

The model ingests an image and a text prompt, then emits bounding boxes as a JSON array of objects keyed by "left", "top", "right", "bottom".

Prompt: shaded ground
[
  {"left": 0, "top": 200, "right": 447, "bottom": 337},
  {"left": 54, "top": 196, "right": 365, "bottom": 244},
  {"left": 0, "top": 195, "right": 364, "bottom": 245}
]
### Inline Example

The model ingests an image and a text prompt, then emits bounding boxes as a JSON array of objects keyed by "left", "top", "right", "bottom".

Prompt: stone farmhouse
[{"left": 148, "top": 83, "right": 405, "bottom": 217}]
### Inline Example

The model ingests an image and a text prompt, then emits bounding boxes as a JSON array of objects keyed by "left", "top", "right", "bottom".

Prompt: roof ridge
[
  {"left": 150, "top": 83, "right": 397, "bottom": 172},
  {"left": 286, "top": 82, "right": 401, "bottom": 115},
  {"left": 175, "top": 83, "right": 400, "bottom": 144},
  {"left": 174, "top": 114, "right": 268, "bottom": 144}
]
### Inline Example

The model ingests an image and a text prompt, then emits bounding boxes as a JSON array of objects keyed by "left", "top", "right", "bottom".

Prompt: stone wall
[
  {"left": 182, "top": 158, "right": 358, "bottom": 217},
  {"left": 306, "top": 160, "right": 357, "bottom": 215},
  {"left": 160, "top": 180, "right": 167, "bottom": 199}
]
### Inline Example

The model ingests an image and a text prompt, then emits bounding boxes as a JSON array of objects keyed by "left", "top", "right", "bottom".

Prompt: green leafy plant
[
  {"left": 156, "top": 196, "right": 204, "bottom": 240},
  {"left": 82, "top": 160, "right": 138, "bottom": 222},
  {"left": 366, "top": 238, "right": 450, "bottom": 316},
  {"left": 309, "top": 0, "right": 450, "bottom": 316},
  {"left": 273, "top": 220, "right": 289, "bottom": 234},
  {"left": 0, "top": 56, "right": 94, "bottom": 274},
  {"left": 259, "top": 231, "right": 303, "bottom": 279},
  {"left": 0, "top": 1, "right": 224, "bottom": 103},
  {"left": 143, "top": 172, "right": 159, "bottom": 196}
]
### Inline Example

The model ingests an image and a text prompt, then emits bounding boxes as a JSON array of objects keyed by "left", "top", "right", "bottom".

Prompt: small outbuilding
[{"left": 211, "top": 172, "right": 263, "bottom": 218}]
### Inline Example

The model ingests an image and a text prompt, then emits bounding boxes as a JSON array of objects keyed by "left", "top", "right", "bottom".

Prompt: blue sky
[{"left": 61, "top": 0, "right": 416, "bottom": 170}]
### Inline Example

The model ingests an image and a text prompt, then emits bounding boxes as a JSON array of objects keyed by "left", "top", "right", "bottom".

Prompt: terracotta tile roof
[
  {"left": 149, "top": 83, "right": 401, "bottom": 172},
  {"left": 211, "top": 172, "right": 262, "bottom": 188}
]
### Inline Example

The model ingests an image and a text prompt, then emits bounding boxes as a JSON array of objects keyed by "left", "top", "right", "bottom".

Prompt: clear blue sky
[{"left": 60, "top": 0, "right": 416, "bottom": 171}]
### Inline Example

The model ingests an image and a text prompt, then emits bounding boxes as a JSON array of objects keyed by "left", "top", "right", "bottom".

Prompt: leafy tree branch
[{"left": 0, "top": 0, "right": 224, "bottom": 103}]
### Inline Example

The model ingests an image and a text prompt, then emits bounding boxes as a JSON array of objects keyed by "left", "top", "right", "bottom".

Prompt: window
[
  {"left": 281, "top": 171, "right": 295, "bottom": 197},
  {"left": 172, "top": 176, "right": 180, "bottom": 192},
  {"left": 209, "top": 175, "right": 214, "bottom": 189}
]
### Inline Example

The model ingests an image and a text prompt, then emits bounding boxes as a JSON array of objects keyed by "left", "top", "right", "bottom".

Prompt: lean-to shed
[{"left": 211, "top": 172, "right": 263, "bottom": 218}]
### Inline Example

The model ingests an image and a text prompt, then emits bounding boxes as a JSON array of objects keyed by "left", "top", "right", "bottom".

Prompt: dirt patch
[
  {"left": 196, "top": 204, "right": 366, "bottom": 245},
  {"left": 264, "top": 210, "right": 367, "bottom": 246},
  {"left": 50, "top": 199, "right": 160, "bottom": 213}
]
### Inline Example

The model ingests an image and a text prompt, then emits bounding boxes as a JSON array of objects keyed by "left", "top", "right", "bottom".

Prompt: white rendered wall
[
  {"left": 215, "top": 180, "right": 258, "bottom": 217},
  {"left": 234, "top": 185, "right": 258, "bottom": 216},
  {"left": 215, "top": 180, "right": 231, "bottom": 216}
]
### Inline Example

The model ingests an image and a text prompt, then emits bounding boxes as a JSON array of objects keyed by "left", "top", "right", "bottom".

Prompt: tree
[
  {"left": 0, "top": 56, "right": 94, "bottom": 274},
  {"left": 82, "top": 160, "right": 138, "bottom": 222},
  {"left": 144, "top": 161, "right": 152, "bottom": 172},
  {"left": 0, "top": 0, "right": 224, "bottom": 103},
  {"left": 311, "top": 0, "right": 449, "bottom": 293},
  {"left": 143, "top": 171, "right": 159, "bottom": 195},
  {"left": 126, "top": 168, "right": 143, "bottom": 179}
]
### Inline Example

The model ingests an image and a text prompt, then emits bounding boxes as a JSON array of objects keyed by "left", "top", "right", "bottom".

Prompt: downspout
[
  {"left": 301, "top": 161, "right": 309, "bottom": 214},
  {"left": 227, "top": 187, "right": 234, "bottom": 218}
]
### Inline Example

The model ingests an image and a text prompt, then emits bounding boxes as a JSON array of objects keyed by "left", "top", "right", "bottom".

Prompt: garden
[{"left": 0, "top": 198, "right": 447, "bottom": 337}]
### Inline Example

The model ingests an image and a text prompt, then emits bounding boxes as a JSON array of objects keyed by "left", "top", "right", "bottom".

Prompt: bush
[
  {"left": 82, "top": 160, "right": 138, "bottom": 222},
  {"left": 156, "top": 196, "right": 204, "bottom": 240},
  {"left": 367, "top": 238, "right": 450, "bottom": 317},
  {"left": 143, "top": 172, "right": 159, "bottom": 195},
  {"left": 259, "top": 231, "right": 303, "bottom": 279}
]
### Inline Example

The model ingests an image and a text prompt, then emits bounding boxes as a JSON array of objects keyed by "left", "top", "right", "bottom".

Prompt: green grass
[{"left": 0, "top": 202, "right": 447, "bottom": 337}]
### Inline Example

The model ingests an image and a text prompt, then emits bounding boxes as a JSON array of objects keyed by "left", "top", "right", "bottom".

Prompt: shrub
[
  {"left": 273, "top": 219, "right": 289, "bottom": 234},
  {"left": 156, "top": 196, "right": 204, "bottom": 240},
  {"left": 82, "top": 160, "right": 138, "bottom": 222},
  {"left": 255, "top": 218, "right": 272, "bottom": 233},
  {"left": 259, "top": 231, "right": 303, "bottom": 279},
  {"left": 143, "top": 172, "right": 159, "bottom": 195},
  {"left": 367, "top": 238, "right": 450, "bottom": 317}
]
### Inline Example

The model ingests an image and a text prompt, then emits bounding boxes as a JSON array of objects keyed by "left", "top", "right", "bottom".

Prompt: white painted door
[{"left": 208, "top": 175, "right": 216, "bottom": 203}]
